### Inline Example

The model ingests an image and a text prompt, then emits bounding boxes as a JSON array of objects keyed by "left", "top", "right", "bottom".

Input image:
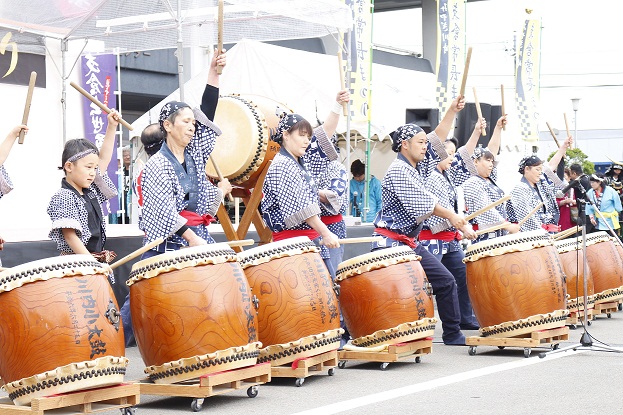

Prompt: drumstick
[
  {"left": 226, "top": 239, "right": 255, "bottom": 247},
  {"left": 545, "top": 122, "right": 561, "bottom": 148},
  {"left": 563, "top": 113, "right": 571, "bottom": 137},
  {"left": 464, "top": 195, "right": 511, "bottom": 222},
  {"left": 474, "top": 221, "right": 512, "bottom": 237},
  {"left": 18, "top": 71, "right": 36, "bottom": 144},
  {"left": 216, "top": 0, "right": 224, "bottom": 75},
  {"left": 473, "top": 87, "right": 486, "bottom": 136},
  {"left": 500, "top": 84, "right": 506, "bottom": 131},
  {"left": 459, "top": 47, "right": 472, "bottom": 98},
  {"left": 110, "top": 238, "right": 165, "bottom": 270},
  {"left": 552, "top": 225, "right": 580, "bottom": 241},
  {"left": 210, "top": 156, "right": 235, "bottom": 202},
  {"left": 337, "top": 51, "right": 348, "bottom": 116},
  {"left": 320, "top": 236, "right": 383, "bottom": 246},
  {"left": 517, "top": 202, "right": 544, "bottom": 228},
  {"left": 70, "top": 81, "right": 134, "bottom": 131}
]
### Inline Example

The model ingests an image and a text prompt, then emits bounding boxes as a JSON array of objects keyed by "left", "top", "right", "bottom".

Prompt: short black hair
[
  {"left": 60, "top": 139, "right": 98, "bottom": 172},
  {"left": 445, "top": 137, "right": 459, "bottom": 148},
  {"left": 141, "top": 123, "right": 164, "bottom": 157},
  {"left": 351, "top": 159, "right": 365, "bottom": 176},
  {"left": 569, "top": 163, "right": 583, "bottom": 175}
]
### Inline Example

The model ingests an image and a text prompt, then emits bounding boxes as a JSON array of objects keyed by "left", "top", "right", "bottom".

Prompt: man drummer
[{"left": 371, "top": 97, "right": 472, "bottom": 346}]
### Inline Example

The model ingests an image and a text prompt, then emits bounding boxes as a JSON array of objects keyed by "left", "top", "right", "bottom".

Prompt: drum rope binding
[
  {"left": 257, "top": 334, "right": 342, "bottom": 364},
  {"left": 238, "top": 240, "right": 318, "bottom": 268},
  {"left": 0, "top": 259, "right": 103, "bottom": 289},
  {"left": 480, "top": 312, "right": 568, "bottom": 337},
  {"left": 335, "top": 249, "right": 419, "bottom": 280},
  {"left": 464, "top": 233, "right": 551, "bottom": 262},
  {"left": 351, "top": 321, "right": 437, "bottom": 348},
  {"left": 228, "top": 95, "right": 268, "bottom": 184}
]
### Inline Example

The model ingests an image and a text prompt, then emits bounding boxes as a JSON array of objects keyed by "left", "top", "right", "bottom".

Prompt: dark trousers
[
  {"left": 414, "top": 245, "right": 462, "bottom": 342},
  {"left": 430, "top": 248, "right": 479, "bottom": 326}
]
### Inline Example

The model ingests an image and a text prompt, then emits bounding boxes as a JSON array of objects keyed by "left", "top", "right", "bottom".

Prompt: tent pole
[
  {"left": 345, "top": 29, "right": 352, "bottom": 219},
  {"left": 61, "top": 39, "right": 68, "bottom": 144},
  {"left": 176, "top": 0, "right": 185, "bottom": 101}
]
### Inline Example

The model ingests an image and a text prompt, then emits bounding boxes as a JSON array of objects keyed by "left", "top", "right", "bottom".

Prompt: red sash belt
[
  {"left": 542, "top": 224, "right": 561, "bottom": 233},
  {"left": 418, "top": 229, "right": 462, "bottom": 242},
  {"left": 272, "top": 229, "right": 320, "bottom": 242},
  {"left": 321, "top": 214, "right": 343, "bottom": 225},
  {"left": 180, "top": 210, "right": 215, "bottom": 226},
  {"left": 374, "top": 228, "right": 417, "bottom": 249}
]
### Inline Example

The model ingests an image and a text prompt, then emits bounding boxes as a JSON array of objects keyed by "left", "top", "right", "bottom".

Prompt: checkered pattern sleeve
[
  {"left": 140, "top": 154, "right": 189, "bottom": 244},
  {"left": 417, "top": 131, "right": 448, "bottom": 179},
  {"left": 542, "top": 164, "right": 566, "bottom": 191},
  {"left": 319, "top": 161, "right": 348, "bottom": 215},
  {"left": 424, "top": 171, "right": 453, "bottom": 233},
  {"left": 537, "top": 177, "right": 561, "bottom": 225},
  {"left": 301, "top": 126, "right": 338, "bottom": 177},
  {"left": 451, "top": 146, "right": 477, "bottom": 185},
  {"left": 47, "top": 188, "right": 88, "bottom": 252},
  {"left": 190, "top": 109, "right": 218, "bottom": 167},
  {"left": 510, "top": 181, "right": 543, "bottom": 232},
  {"left": 92, "top": 168, "right": 117, "bottom": 203},
  {"left": 0, "top": 165, "right": 13, "bottom": 198},
  {"left": 261, "top": 154, "right": 321, "bottom": 231},
  {"left": 462, "top": 176, "right": 506, "bottom": 227}
]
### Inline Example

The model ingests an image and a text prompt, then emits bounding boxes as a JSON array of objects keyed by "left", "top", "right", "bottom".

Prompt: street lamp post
[{"left": 571, "top": 98, "right": 580, "bottom": 148}]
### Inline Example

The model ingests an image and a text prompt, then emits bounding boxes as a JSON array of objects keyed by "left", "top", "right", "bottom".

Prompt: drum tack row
[{"left": 0, "top": 230, "right": 622, "bottom": 413}]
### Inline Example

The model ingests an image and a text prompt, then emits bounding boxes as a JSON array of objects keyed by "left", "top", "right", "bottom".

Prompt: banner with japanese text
[
  {"left": 80, "top": 53, "right": 119, "bottom": 215},
  {"left": 515, "top": 19, "right": 542, "bottom": 142},
  {"left": 434, "top": 0, "right": 465, "bottom": 116}
]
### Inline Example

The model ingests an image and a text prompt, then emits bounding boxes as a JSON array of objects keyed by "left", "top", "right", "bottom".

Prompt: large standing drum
[
  {"left": 237, "top": 237, "right": 342, "bottom": 366},
  {"left": 0, "top": 256, "right": 127, "bottom": 405},
  {"left": 554, "top": 237, "right": 595, "bottom": 313},
  {"left": 127, "top": 244, "right": 260, "bottom": 384},
  {"left": 335, "top": 246, "right": 437, "bottom": 348},
  {"left": 205, "top": 94, "right": 292, "bottom": 189},
  {"left": 584, "top": 232, "right": 623, "bottom": 304},
  {"left": 464, "top": 230, "right": 568, "bottom": 337}
]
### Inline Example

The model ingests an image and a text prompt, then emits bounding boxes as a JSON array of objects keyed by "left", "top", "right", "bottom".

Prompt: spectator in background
[
  {"left": 557, "top": 168, "right": 577, "bottom": 231},
  {"left": 569, "top": 163, "right": 594, "bottom": 233},
  {"left": 349, "top": 159, "right": 381, "bottom": 222},
  {"left": 586, "top": 173, "right": 622, "bottom": 235}
]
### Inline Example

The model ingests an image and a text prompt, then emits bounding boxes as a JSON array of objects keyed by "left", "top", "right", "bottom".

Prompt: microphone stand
[{"left": 540, "top": 188, "right": 623, "bottom": 357}]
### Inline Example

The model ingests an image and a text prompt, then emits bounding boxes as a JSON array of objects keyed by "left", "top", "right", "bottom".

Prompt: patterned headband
[
  {"left": 589, "top": 174, "right": 604, "bottom": 182},
  {"left": 518, "top": 155, "right": 542, "bottom": 174},
  {"left": 159, "top": 101, "right": 191, "bottom": 132},
  {"left": 67, "top": 149, "right": 97, "bottom": 164},
  {"left": 391, "top": 124, "right": 424, "bottom": 152},
  {"left": 158, "top": 100, "right": 221, "bottom": 140},
  {"left": 271, "top": 113, "right": 305, "bottom": 144},
  {"left": 471, "top": 146, "right": 493, "bottom": 160}
]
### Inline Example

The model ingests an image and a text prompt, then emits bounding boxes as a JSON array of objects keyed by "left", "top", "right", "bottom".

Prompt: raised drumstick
[
  {"left": 19, "top": 71, "right": 36, "bottom": 144},
  {"left": 337, "top": 51, "right": 348, "bottom": 116},
  {"left": 459, "top": 47, "right": 472, "bottom": 98},
  {"left": 473, "top": 87, "right": 486, "bottom": 136},
  {"left": 545, "top": 122, "right": 561, "bottom": 148},
  {"left": 110, "top": 238, "right": 165, "bottom": 270},
  {"left": 564, "top": 113, "right": 571, "bottom": 138},
  {"left": 500, "top": 84, "right": 506, "bottom": 131},
  {"left": 70, "top": 81, "right": 134, "bottom": 131},
  {"left": 464, "top": 195, "right": 511, "bottom": 221},
  {"left": 210, "top": 156, "right": 235, "bottom": 202},
  {"left": 217, "top": 0, "right": 224, "bottom": 75}
]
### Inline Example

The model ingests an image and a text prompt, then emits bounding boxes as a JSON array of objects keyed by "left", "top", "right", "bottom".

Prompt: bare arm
[
  {"left": 305, "top": 215, "right": 339, "bottom": 248},
  {"left": 432, "top": 203, "right": 467, "bottom": 229},
  {"left": 98, "top": 111, "right": 120, "bottom": 172},
  {"left": 0, "top": 125, "right": 27, "bottom": 166},
  {"left": 464, "top": 118, "right": 486, "bottom": 156},
  {"left": 61, "top": 228, "right": 91, "bottom": 255},
  {"left": 487, "top": 115, "right": 507, "bottom": 156},
  {"left": 434, "top": 96, "right": 465, "bottom": 140},
  {"left": 321, "top": 89, "right": 350, "bottom": 139},
  {"left": 548, "top": 135, "right": 572, "bottom": 171},
  {"left": 207, "top": 48, "right": 226, "bottom": 88}
]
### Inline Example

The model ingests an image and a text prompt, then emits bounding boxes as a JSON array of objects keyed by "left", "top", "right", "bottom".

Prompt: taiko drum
[
  {"left": 554, "top": 237, "right": 595, "bottom": 312},
  {"left": 237, "top": 237, "right": 342, "bottom": 364},
  {"left": 584, "top": 232, "right": 623, "bottom": 304},
  {"left": 464, "top": 230, "right": 567, "bottom": 336},
  {"left": 0, "top": 255, "right": 126, "bottom": 405},
  {"left": 335, "top": 246, "right": 436, "bottom": 347},
  {"left": 128, "top": 244, "right": 260, "bottom": 383}
]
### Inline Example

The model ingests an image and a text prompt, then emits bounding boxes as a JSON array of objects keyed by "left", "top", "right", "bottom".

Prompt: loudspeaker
[
  {"left": 405, "top": 108, "right": 440, "bottom": 134},
  {"left": 454, "top": 103, "right": 502, "bottom": 150}
]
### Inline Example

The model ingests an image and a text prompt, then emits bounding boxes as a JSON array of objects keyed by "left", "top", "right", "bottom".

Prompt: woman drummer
[
  {"left": 462, "top": 116, "right": 520, "bottom": 243},
  {"left": 586, "top": 173, "right": 622, "bottom": 232},
  {"left": 510, "top": 136, "right": 572, "bottom": 233},
  {"left": 261, "top": 113, "right": 340, "bottom": 248}
]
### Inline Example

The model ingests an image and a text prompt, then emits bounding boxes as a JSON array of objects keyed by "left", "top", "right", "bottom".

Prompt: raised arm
[
  {"left": 548, "top": 135, "right": 572, "bottom": 171},
  {"left": 464, "top": 117, "right": 487, "bottom": 156},
  {"left": 320, "top": 89, "right": 350, "bottom": 139},
  {"left": 201, "top": 49, "right": 226, "bottom": 121},
  {"left": 98, "top": 111, "right": 120, "bottom": 172},
  {"left": 0, "top": 125, "right": 28, "bottom": 167},
  {"left": 487, "top": 115, "right": 507, "bottom": 156},
  {"left": 434, "top": 96, "right": 465, "bottom": 141}
]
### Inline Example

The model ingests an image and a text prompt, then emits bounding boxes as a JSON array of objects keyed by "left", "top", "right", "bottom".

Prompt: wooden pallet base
[
  {"left": 566, "top": 308, "right": 594, "bottom": 326},
  {"left": 466, "top": 326, "right": 569, "bottom": 358},
  {"left": 337, "top": 337, "right": 433, "bottom": 370},
  {"left": 0, "top": 383, "right": 140, "bottom": 415},
  {"left": 593, "top": 301, "right": 619, "bottom": 318},
  {"left": 270, "top": 349, "right": 338, "bottom": 387}
]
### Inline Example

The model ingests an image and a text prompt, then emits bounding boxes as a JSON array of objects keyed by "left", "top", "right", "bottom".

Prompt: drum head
[
  {"left": 464, "top": 229, "right": 551, "bottom": 262},
  {"left": 237, "top": 236, "right": 318, "bottom": 269},
  {"left": 335, "top": 246, "right": 419, "bottom": 282}
]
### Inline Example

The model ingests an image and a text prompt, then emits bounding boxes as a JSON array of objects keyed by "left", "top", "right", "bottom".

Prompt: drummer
[
  {"left": 510, "top": 136, "right": 572, "bottom": 233},
  {"left": 419, "top": 120, "right": 488, "bottom": 330},
  {"left": 462, "top": 116, "right": 519, "bottom": 243},
  {"left": 0, "top": 124, "right": 29, "bottom": 266},
  {"left": 370, "top": 97, "right": 471, "bottom": 346}
]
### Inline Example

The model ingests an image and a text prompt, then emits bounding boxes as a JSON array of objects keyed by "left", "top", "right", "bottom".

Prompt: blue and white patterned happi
[
  {"left": 0, "top": 165, "right": 13, "bottom": 198},
  {"left": 316, "top": 160, "right": 348, "bottom": 259}
]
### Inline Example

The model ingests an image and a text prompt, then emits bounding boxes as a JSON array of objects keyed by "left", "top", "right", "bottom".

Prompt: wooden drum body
[
  {"left": 238, "top": 237, "right": 342, "bottom": 366},
  {"left": 335, "top": 246, "right": 437, "bottom": 347},
  {"left": 584, "top": 232, "right": 623, "bottom": 304},
  {"left": 206, "top": 94, "right": 292, "bottom": 189},
  {"left": 554, "top": 237, "right": 595, "bottom": 312},
  {"left": 128, "top": 244, "right": 260, "bottom": 383},
  {"left": 464, "top": 230, "right": 568, "bottom": 337},
  {"left": 0, "top": 255, "right": 126, "bottom": 405}
]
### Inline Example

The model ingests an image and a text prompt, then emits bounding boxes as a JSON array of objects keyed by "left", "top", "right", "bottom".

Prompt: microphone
[{"left": 353, "top": 191, "right": 359, "bottom": 216}]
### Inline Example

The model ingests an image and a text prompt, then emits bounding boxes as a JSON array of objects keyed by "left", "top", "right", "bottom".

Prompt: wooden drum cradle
[
  {"left": 237, "top": 237, "right": 343, "bottom": 366},
  {"left": 0, "top": 255, "right": 127, "bottom": 406},
  {"left": 127, "top": 244, "right": 261, "bottom": 384},
  {"left": 583, "top": 232, "right": 623, "bottom": 304},
  {"left": 205, "top": 94, "right": 292, "bottom": 189},
  {"left": 554, "top": 237, "right": 595, "bottom": 313},
  {"left": 464, "top": 230, "right": 568, "bottom": 338},
  {"left": 335, "top": 246, "right": 437, "bottom": 348}
]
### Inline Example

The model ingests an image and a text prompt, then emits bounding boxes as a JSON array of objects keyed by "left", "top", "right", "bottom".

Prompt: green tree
[{"left": 548, "top": 147, "right": 594, "bottom": 174}]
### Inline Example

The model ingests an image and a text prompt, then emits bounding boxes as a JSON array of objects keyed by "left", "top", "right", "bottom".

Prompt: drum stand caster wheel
[
  {"left": 551, "top": 343, "right": 560, "bottom": 350},
  {"left": 569, "top": 324, "right": 577, "bottom": 330},
  {"left": 607, "top": 313, "right": 612, "bottom": 318},
  {"left": 120, "top": 408, "right": 136, "bottom": 415},
  {"left": 328, "top": 368, "right": 335, "bottom": 376},
  {"left": 295, "top": 378, "right": 305, "bottom": 387},
  {"left": 415, "top": 356, "right": 421, "bottom": 363},
  {"left": 338, "top": 360, "right": 346, "bottom": 369},
  {"left": 468, "top": 346, "right": 477, "bottom": 356},
  {"left": 497, "top": 346, "right": 505, "bottom": 350},
  {"left": 523, "top": 348, "right": 532, "bottom": 358},
  {"left": 247, "top": 386, "right": 259, "bottom": 398},
  {"left": 587, "top": 320, "right": 592, "bottom": 326},
  {"left": 380, "top": 362, "right": 390, "bottom": 370},
  {"left": 618, "top": 303, "right": 622, "bottom": 311},
  {"left": 191, "top": 398, "right": 204, "bottom": 412}
]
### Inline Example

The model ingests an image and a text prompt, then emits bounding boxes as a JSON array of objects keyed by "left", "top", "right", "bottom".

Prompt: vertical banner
[
  {"left": 515, "top": 19, "right": 542, "bottom": 142},
  {"left": 80, "top": 53, "right": 119, "bottom": 216},
  {"left": 435, "top": 0, "right": 466, "bottom": 116}
]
